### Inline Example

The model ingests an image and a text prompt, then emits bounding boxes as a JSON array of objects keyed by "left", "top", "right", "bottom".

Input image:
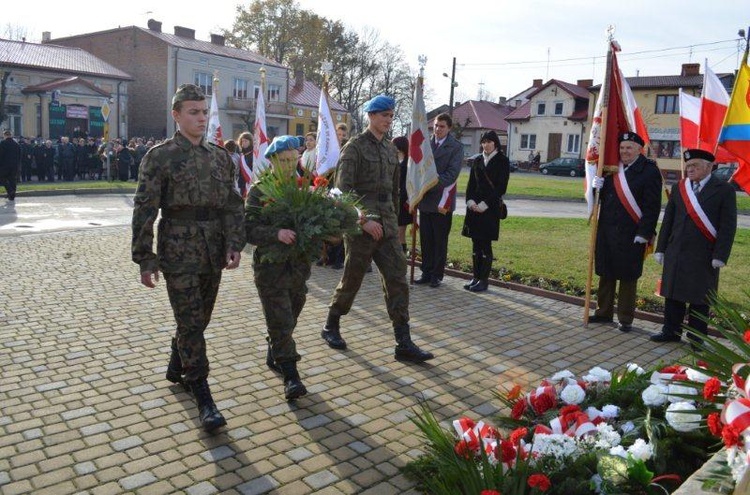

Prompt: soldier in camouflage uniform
[
  {"left": 321, "top": 95, "right": 434, "bottom": 363},
  {"left": 131, "top": 84, "right": 245, "bottom": 432},
  {"left": 245, "top": 135, "right": 309, "bottom": 401}
]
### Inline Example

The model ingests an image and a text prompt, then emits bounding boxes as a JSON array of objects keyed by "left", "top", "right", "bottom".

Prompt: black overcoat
[
  {"left": 461, "top": 152, "right": 510, "bottom": 241},
  {"left": 595, "top": 155, "right": 662, "bottom": 280},
  {"left": 656, "top": 176, "right": 737, "bottom": 304}
]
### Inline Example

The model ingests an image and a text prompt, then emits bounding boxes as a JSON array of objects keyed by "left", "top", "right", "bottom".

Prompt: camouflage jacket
[
  {"left": 131, "top": 131, "right": 245, "bottom": 274},
  {"left": 244, "top": 182, "right": 311, "bottom": 288},
  {"left": 335, "top": 130, "right": 399, "bottom": 237}
]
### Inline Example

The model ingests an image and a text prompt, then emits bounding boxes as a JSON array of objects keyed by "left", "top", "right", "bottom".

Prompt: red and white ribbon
[
  {"left": 722, "top": 397, "right": 750, "bottom": 434},
  {"left": 678, "top": 178, "right": 717, "bottom": 243},
  {"left": 613, "top": 165, "right": 642, "bottom": 224}
]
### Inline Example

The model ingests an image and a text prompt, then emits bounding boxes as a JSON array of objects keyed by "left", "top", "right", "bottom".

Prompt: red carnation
[
  {"left": 498, "top": 439, "right": 517, "bottom": 463},
  {"left": 531, "top": 393, "right": 555, "bottom": 415},
  {"left": 454, "top": 440, "right": 474, "bottom": 460},
  {"left": 313, "top": 176, "right": 328, "bottom": 189},
  {"left": 744, "top": 329, "right": 750, "bottom": 344},
  {"left": 480, "top": 491, "right": 501, "bottom": 495},
  {"left": 661, "top": 365, "right": 683, "bottom": 374},
  {"left": 510, "top": 427, "right": 528, "bottom": 445},
  {"left": 528, "top": 473, "right": 551, "bottom": 491},
  {"left": 722, "top": 424, "right": 742, "bottom": 448},
  {"left": 507, "top": 384, "right": 523, "bottom": 400},
  {"left": 707, "top": 412, "right": 723, "bottom": 437},
  {"left": 511, "top": 399, "right": 527, "bottom": 419},
  {"left": 703, "top": 377, "right": 721, "bottom": 401}
]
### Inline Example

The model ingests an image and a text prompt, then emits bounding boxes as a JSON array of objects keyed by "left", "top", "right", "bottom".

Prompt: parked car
[
  {"left": 539, "top": 157, "right": 585, "bottom": 177},
  {"left": 712, "top": 164, "right": 741, "bottom": 190}
]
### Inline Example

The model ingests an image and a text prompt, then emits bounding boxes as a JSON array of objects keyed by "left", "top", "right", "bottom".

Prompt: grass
[
  {"left": 445, "top": 216, "right": 750, "bottom": 313},
  {"left": 16, "top": 180, "right": 137, "bottom": 193}
]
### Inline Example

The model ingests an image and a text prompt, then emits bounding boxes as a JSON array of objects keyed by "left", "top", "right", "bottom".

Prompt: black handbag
[{"left": 479, "top": 166, "right": 507, "bottom": 220}]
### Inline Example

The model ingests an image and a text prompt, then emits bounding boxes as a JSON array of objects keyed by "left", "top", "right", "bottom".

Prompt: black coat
[
  {"left": 656, "top": 177, "right": 737, "bottom": 304},
  {"left": 0, "top": 137, "right": 21, "bottom": 174},
  {"left": 595, "top": 155, "right": 662, "bottom": 280},
  {"left": 461, "top": 152, "right": 510, "bottom": 241}
]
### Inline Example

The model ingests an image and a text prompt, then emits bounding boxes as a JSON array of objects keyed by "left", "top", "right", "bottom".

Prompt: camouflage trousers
[
  {"left": 164, "top": 272, "right": 222, "bottom": 382},
  {"left": 329, "top": 231, "right": 409, "bottom": 327},
  {"left": 256, "top": 282, "right": 307, "bottom": 364}
]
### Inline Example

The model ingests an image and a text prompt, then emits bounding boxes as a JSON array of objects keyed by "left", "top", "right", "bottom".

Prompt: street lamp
[{"left": 442, "top": 57, "right": 457, "bottom": 118}]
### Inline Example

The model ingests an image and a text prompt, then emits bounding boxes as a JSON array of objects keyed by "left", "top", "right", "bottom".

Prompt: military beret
[
  {"left": 265, "top": 135, "right": 301, "bottom": 158},
  {"left": 618, "top": 132, "right": 644, "bottom": 147},
  {"left": 363, "top": 94, "right": 396, "bottom": 113},
  {"left": 172, "top": 84, "right": 206, "bottom": 108},
  {"left": 683, "top": 148, "right": 715, "bottom": 163}
]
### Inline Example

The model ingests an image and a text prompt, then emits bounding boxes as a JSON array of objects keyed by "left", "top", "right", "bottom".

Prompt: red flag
[
  {"left": 620, "top": 66, "right": 650, "bottom": 150},
  {"left": 602, "top": 42, "right": 631, "bottom": 167}
]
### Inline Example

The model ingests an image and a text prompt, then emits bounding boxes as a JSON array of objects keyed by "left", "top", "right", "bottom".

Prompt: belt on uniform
[
  {"left": 161, "top": 208, "right": 221, "bottom": 221},
  {"left": 377, "top": 193, "right": 390, "bottom": 202}
]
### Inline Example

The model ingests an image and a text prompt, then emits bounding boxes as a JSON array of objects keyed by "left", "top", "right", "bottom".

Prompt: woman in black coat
[
  {"left": 392, "top": 136, "right": 412, "bottom": 253},
  {"left": 461, "top": 130, "right": 510, "bottom": 292}
]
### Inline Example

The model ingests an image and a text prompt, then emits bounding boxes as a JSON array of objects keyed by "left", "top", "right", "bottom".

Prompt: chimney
[
  {"left": 532, "top": 79, "right": 543, "bottom": 88},
  {"left": 210, "top": 34, "right": 225, "bottom": 46},
  {"left": 293, "top": 70, "right": 304, "bottom": 91},
  {"left": 498, "top": 96, "right": 507, "bottom": 105},
  {"left": 681, "top": 63, "right": 700, "bottom": 77},
  {"left": 147, "top": 19, "right": 162, "bottom": 33},
  {"left": 174, "top": 26, "right": 195, "bottom": 39},
  {"left": 42, "top": 31, "right": 51, "bottom": 43},
  {"left": 577, "top": 79, "right": 593, "bottom": 88}
]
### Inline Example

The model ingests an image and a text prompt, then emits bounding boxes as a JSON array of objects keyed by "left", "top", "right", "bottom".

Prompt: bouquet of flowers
[
  {"left": 404, "top": 362, "right": 719, "bottom": 494},
  {"left": 247, "top": 164, "right": 361, "bottom": 263}
]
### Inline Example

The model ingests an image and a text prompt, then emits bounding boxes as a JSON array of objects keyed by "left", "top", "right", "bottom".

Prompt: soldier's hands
[
  {"left": 140, "top": 270, "right": 159, "bottom": 288},
  {"left": 362, "top": 220, "right": 383, "bottom": 241},
  {"left": 633, "top": 236, "right": 648, "bottom": 244},
  {"left": 225, "top": 250, "right": 241, "bottom": 270},
  {"left": 711, "top": 259, "right": 725, "bottom": 269},
  {"left": 278, "top": 229, "right": 296, "bottom": 245},
  {"left": 592, "top": 176, "right": 604, "bottom": 190}
]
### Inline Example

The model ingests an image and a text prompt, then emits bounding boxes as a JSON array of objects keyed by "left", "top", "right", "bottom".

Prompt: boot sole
[
  {"left": 321, "top": 331, "right": 347, "bottom": 350},
  {"left": 202, "top": 416, "right": 227, "bottom": 432},
  {"left": 395, "top": 354, "right": 435, "bottom": 363},
  {"left": 285, "top": 385, "right": 308, "bottom": 401}
]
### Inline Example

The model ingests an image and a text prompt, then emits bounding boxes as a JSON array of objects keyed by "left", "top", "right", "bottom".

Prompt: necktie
[
  {"left": 432, "top": 138, "right": 439, "bottom": 151},
  {"left": 692, "top": 181, "right": 700, "bottom": 193}
]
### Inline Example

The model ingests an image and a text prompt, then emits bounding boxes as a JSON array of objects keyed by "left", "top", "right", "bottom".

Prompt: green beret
[{"left": 172, "top": 84, "right": 206, "bottom": 109}]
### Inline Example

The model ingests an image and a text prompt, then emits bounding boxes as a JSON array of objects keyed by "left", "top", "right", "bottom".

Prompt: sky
[{"left": 4, "top": 0, "right": 749, "bottom": 108}]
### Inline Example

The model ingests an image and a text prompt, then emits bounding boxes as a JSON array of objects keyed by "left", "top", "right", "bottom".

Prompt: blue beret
[
  {"left": 363, "top": 94, "right": 395, "bottom": 113},
  {"left": 265, "top": 135, "right": 300, "bottom": 158}
]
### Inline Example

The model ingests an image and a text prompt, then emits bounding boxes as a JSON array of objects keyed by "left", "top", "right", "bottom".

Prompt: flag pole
[{"left": 583, "top": 35, "right": 615, "bottom": 326}]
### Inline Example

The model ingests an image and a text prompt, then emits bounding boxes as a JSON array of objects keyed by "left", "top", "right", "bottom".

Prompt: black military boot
[
  {"left": 321, "top": 312, "right": 347, "bottom": 349},
  {"left": 266, "top": 344, "right": 281, "bottom": 373},
  {"left": 165, "top": 338, "right": 183, "bottom": 384},
  {"left": 464, "top": 253, "right": 480, "bottom": 290},
  {"left": 279, "top": 362, "right": 307, "bottom": 401},
  {"left": 469, "top": 255, "right": 492, "bottom": 292},
  {"left": 187, "top": 379, "right": 226, "bottom": 432},
  {"left": 394, "top": 324, "right": 435, "bottom": 363}
]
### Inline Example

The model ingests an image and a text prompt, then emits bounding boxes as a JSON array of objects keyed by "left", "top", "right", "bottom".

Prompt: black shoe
[
  {"left": 649, "top": 332, "right": 682, "bottom": 343},
  {"left": 321, "top": 329, "right": 347, "bottom": 349},
  {"left": 469, "top": 280, "right": 488, "bottom": 292},
  {"left": 188, "top": 379, "right": 227, "bottom": 432},
  {"left": 429, "top": 277, "right": 441, "bottom": 288},
  {"left": 284, "top": 377, "right": 308, "bottom": 400},
  {"left": 588, "top": 314, "right": 613, "bottom": 324},
  {"left": 463, "top": 279, "right": 479, "bottom": 290},
  {"left": 165, "top": 342, "right": 183, "bottom": 384},
  {"left": 618, "top": 323, "right": 632, "bottom": 333},
  {"left": 414, "top": 275, "right": 431, "bottom": 285},
  {"left": 395, "top": 341, "right": 435, "bottom": 363},
  {"left": 266, "top": 345, "right": 281, "bottom": 373}
]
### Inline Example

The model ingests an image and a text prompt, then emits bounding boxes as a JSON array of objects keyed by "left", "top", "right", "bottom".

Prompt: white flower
[
  {"left": 328, "top": 187, "right": 343, "bottom": 198},
  {"left": 627, "top": 439, "right": 654, "bottom": 461},
  {"left": 592, "top": 423, "right": 621, "bottom": 449},
  {"left": 609, "top": 445, "right": 628, "bottom": 458},
  {"left": 665, "top": 402, "right": 701, "bottom": 432},
  {"left": 620, "top": 421, "right": 635, "bottom": 434},
  {"left": 582, "top": 366, "right": 612, "bottom": 383},
  {"left": 685, "top": 367, "right": 711, "bottom": 383},
  {"left": 626, "top": 363, "right": 645, "bottom": 375},
  {"left": 551, "top": 370, "right": 575, "bottom": 381},
  {"left": 590, "top": 474, "right": 603, "bottom": 493},
  {"left": 601, "top": 405, "right": 619, "bottom": 419},
  {"left": 650, "top": 371, "right": 668, "bottom": 385},
  {"left": 560, "top": 384, "right": 586, "bottom": 405},
  {"left": 586, "top": 406, "right": 603, "bottom": 420},
  {"left": 530, "top": 433, "right": 580, "bottom": 460},
  {"left": 667, "top": 383, "right": 697, "bottom": 403},
  {"left": 642, "top": 384, "right": 669, "bottom": 407}
]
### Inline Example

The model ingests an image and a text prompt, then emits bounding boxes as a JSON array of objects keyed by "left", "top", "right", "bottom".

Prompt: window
[
  {"left": 536, "top": 102, "right": 546, "bottom": 115},
  {"left": 648, "top": 140, "right": 681, "bottom": 159},
  {"left": 655, "top": 94, "right": 678, "bottom": 114},
  {"left": 233, "top": 78, "right": 249, "bottom": 99},
  {"left": 520, "top": 134, "right": 537, "bottom": 150},
  {"left": 566, "top": 134, "right": 580, "bottom": 153},
  {"left": 5, "top": 104, "right": 21, "bottom": 136},
  {"left": 267, "top": 84, "right": 281, "bottom": 102},
  {"left": 253, "top": 83, "right": 261, "bottom": 99},
  {"left": 295, "top": 123, "right": 305, "bottom": 135},
  {"left": 554, "top": 102, "right": 564, "bottom": 115},
  {"left": 194, "top": 72, "right": 213, "bottom": 96}
]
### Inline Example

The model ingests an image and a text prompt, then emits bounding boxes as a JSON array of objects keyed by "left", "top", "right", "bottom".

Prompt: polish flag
[
  {"left": 619, "top": 67, "right": 650, "bottom": 150},
  {"left": 207, "top": 93, "right": 224, "bottom": 146},
  {"left": 679, "top": 89, "right": 700, "bottom": 150},
  {"left": 252, "top": 87, "right": 270, "bottom": 180},
  {"left": 699, "top": 61, "right": 729, "bottom": 153}
]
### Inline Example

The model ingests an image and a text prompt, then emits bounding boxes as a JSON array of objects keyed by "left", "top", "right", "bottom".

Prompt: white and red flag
[
  {"left": 699, "top": 61, "right": 735, "bottom": 162},
  {"left": 252, "top": 87, "right": 270, "bottom": 180},
  {"left": 679, "top": 89, "right": 701, "bottom": 151},
  {"left": 207, "top": 92, "right": 224, "bottom": 146},
  {"left": 619, "top": 67, "right": 650, "bottom": 150},
  {"left": 406, "top": 75, "right": 439, "bottom": 212},
  {"left": 315, "top": 82, "right": 341, "bottom": 177}
]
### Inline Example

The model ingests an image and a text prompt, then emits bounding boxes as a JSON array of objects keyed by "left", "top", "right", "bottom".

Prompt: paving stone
[
  {"left": 348, "top": 441, "right": 372, "bottom": 454},
  {"left": 35, "top": 381, "right": 67, "bottom": 392},
  {"left": 200, "top": 445, "right": 235, "bottom": 462},
  {"left": 236, "top": 475, "right": 279, "bottom": 495},
  {"left": 74, "top": 462, "right": 97, "bottom": 475},
  {"left": 80, "top": 422, "right": 111, "bottom": 436},
  {"left": 22, "top": 428, "right": 43, "bottom": 440},
  {"left": 287, "top": 447, "right": 314, "bottom": 462},
  {"left": 118, "top": 470, "right": 157, "bottom": 490},
  {"left": 61, "top": 407, "right": 97, "bottom": 421},
  {"left": 304, "top": 469, "right": 339, "bottom": 490},
  {"left": 139, "top": 399, "right": 167, "bottom": 410},
  {"left": 299, "top": 414, "right": 332, "bottom": 429},
  {"left": 111, "top": 436, "right": 143, "bottom": 452},
  {"left": 186, "top": 480, "right": 219, "bottom": 495},
  {"left": 228, "top": 427, "right": 252, "bottom": 440}
]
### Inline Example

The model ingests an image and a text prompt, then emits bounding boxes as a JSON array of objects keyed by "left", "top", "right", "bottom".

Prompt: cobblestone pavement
[{"left": 0, "top": 227, "right": 687, "bottom": 495}]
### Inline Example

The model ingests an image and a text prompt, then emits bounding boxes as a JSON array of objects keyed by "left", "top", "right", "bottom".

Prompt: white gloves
[
  {"left": 712, "top": 259, "right": 725, "bottom": 269},
  {"left": 633, "top": 236, "right": 648, "bottom": 244},
  {"left": 475, "top": 201, "right": 489, "bottom": 213},
  {"left": 653, "top": 252, "right": 664, "bottom": 265},
  {"left": 466, "top": 199, "right": 476, "bottom": 209},
  {"left": 592, "top": 176, "right": 604, "bottom": 190}
]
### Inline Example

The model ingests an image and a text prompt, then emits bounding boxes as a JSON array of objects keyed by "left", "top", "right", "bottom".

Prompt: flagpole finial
[
  {"left": 321, "top": 61, "right": 333, "bottom": 86},
  {"left": 213, "top": 69, "right": 219, "bottom": 84},
  {"left": 606, "top": 25, "right": 616, "bottom": 42},
  {"left": 418, "top": 55, "right": 427, "bottom": 78}
]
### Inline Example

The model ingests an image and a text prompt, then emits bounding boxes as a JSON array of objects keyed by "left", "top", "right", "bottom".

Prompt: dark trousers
[
  {"left": 662, "top": 298, "right": 709, "bottom": 339},
  {"left": 419, "top": 211, "right": 453, "bottom": 280},
  {"left": 471, "top": 238, "right": 492, "bottom": 279},
  {"left": 0, "top": 171, "right": 17, "bottom": 200},
  {"left": 595, "top": 276, "right": 638, "bottom": 325},
  {"left": 164, "top": 272, "right": 222, "bottom": 382},
  {"left": 256, "top": 282, "right": 306, "bottom": 364}
]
